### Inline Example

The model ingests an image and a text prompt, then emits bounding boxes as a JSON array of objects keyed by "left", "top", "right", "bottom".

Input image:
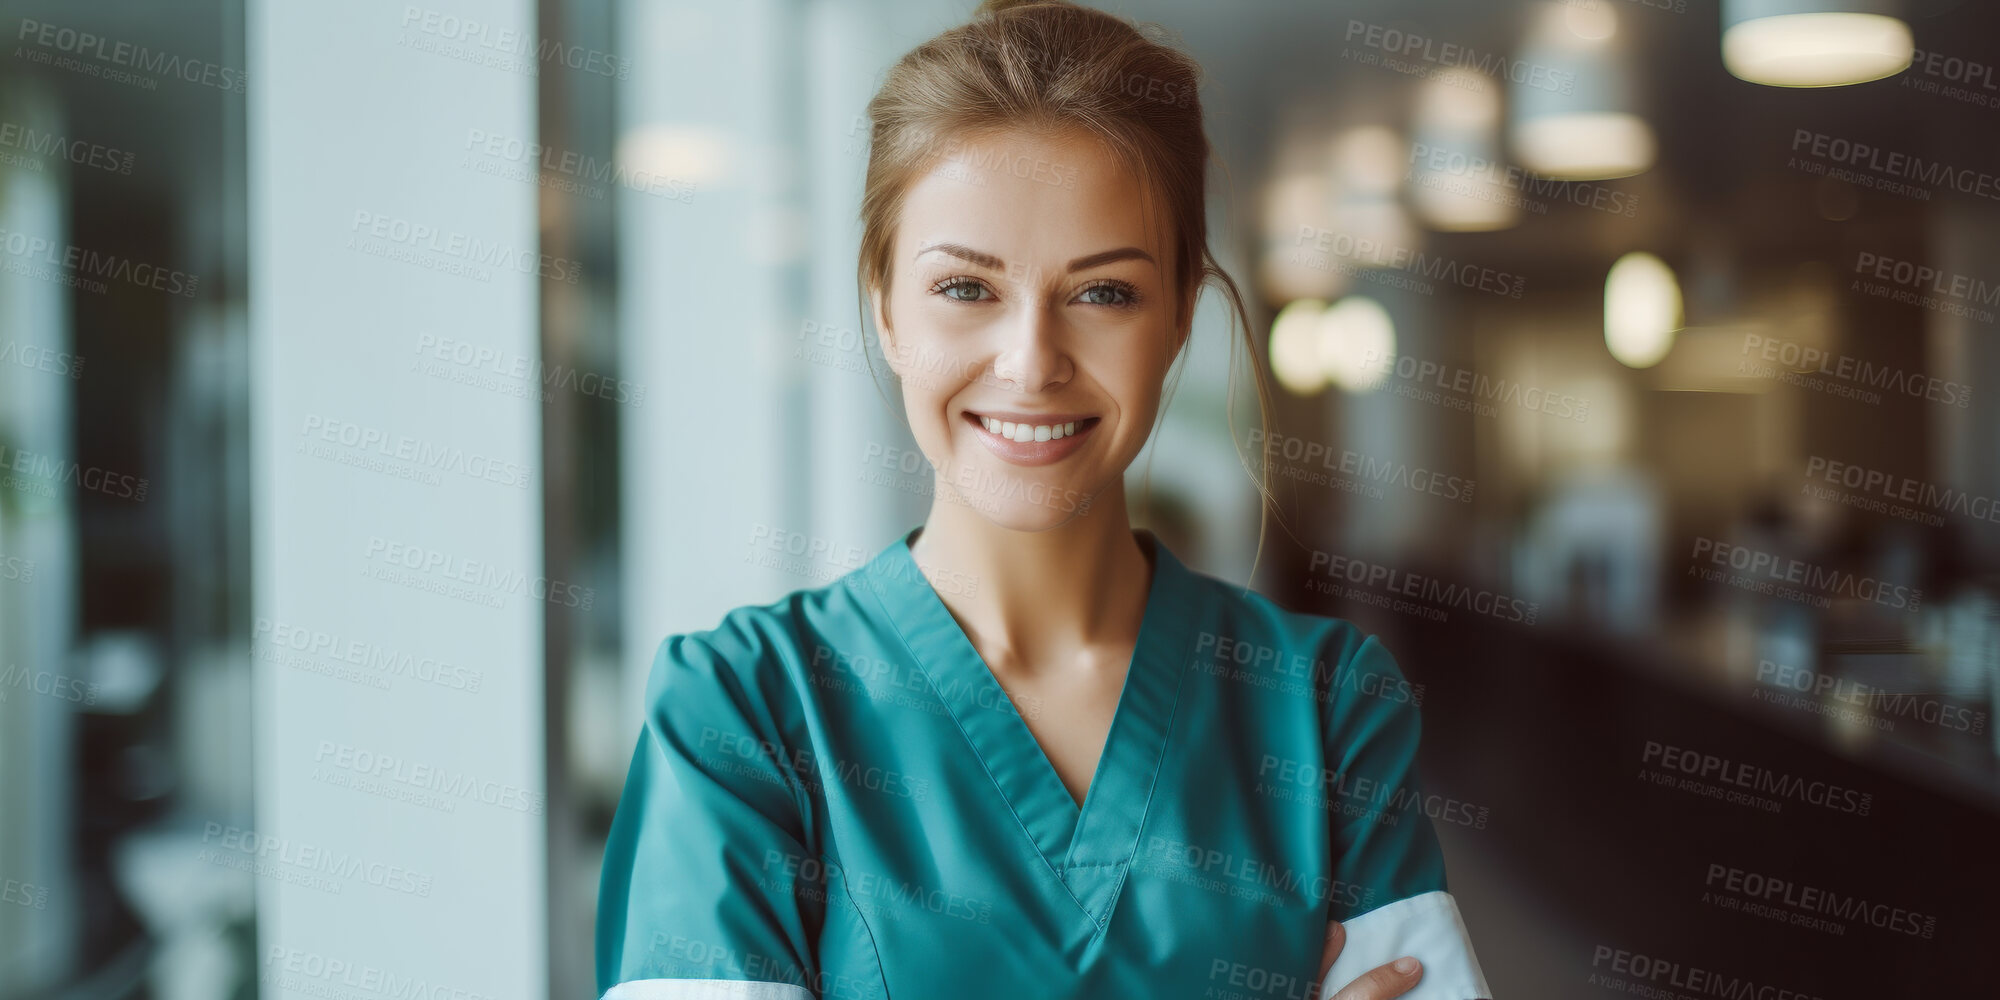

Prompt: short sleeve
[
  {"left": 1317, "top": 633, "right": 1491, "bottom": 1000},
  {"left": 595, "top": 632, "right": 824, "bottom": 1000}
]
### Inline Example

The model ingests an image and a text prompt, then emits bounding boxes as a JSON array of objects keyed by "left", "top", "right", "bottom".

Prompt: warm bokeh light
[
  {"left": 1514, "top": 112, "right": 1657, "bottom": 181},
  {"left": 616, "top": 124, "right": 730, "bottom": 186},
  {"left": 1604, "top": 252, "right": 1682, "bottom": 369},
  {"left": 1269, "top": 297, "right": 1330, "bottom": 395},
  {"left": 1511, "top": 4, "right": 1656, "bottom": 180},
  {"left": 1563, "top": 1, "right": 1618, "bottom": 41},
  {"left": 1409, "top": 69, "right": 1517, "bottom": 232},
  {"left": 1330, "top": 125, "right": 1407, "bottom": 197},
  {"left": 1416, "top": 68, "right": 1502, "bottom": 132},
  {"left": 1320, "top": 296, "right": 1397, "bottom": 393},
  {"left": 1722, "top": 12, "right": 1915, "bottom": 87}
]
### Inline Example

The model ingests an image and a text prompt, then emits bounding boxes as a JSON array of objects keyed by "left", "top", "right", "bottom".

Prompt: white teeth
[{"left": 976, "top": 416, "right": 1084, "bottom": 443}]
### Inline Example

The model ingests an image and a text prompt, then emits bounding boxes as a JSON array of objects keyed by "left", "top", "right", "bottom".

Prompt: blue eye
[
  {"left": 1077, "top": 281, "right": 1139, "bottom": 307},
  {"left": 933, "top": 277, "right": 992, "bottom": 302}
]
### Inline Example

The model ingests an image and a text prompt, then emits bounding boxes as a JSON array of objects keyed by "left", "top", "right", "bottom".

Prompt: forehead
[{"left": 894, "top": 127, "right": 1174, "bottom": 275}]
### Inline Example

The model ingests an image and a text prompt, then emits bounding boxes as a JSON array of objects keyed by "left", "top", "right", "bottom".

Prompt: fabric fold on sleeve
[
  {"left": 1319, "top": 633, "right": 1491, "bottom": 999},
  {"left": 596, "top": 631, "right": 826, "bottom": 999}
]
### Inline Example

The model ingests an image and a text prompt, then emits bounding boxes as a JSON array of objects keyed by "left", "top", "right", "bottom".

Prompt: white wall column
[{"left": 249, "top": 1, "right": 547, "bottom": 995}]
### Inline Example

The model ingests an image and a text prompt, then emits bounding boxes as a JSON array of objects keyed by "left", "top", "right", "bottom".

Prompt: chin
[{"left": 941, "top": 477, "right": 1097, "bottom": 533}]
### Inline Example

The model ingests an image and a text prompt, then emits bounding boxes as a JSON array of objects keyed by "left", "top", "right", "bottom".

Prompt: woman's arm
[
  {"left": 596, "top": 632, "right": 823, "bottom": 999},
  {"left": 1316, "top": 919, "right": 1425, "bottom": 1000},
  {"left": 1316, "top": 632, "right": 1493, "bottom": 999}
]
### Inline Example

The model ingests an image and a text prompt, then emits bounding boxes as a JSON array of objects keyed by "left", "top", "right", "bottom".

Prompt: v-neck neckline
[{"left": 855, "top": 525, "right": 1198, "bottom": 927}]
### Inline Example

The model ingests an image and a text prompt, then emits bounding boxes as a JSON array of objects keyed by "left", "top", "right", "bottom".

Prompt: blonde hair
[{"left": 857, "top": 0, "right": 1284, "bottom": 566}]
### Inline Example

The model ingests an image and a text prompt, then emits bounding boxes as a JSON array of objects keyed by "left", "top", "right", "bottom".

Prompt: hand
[{"left": 1313, "top": 918, "right": 1423, "bottom": 1000}]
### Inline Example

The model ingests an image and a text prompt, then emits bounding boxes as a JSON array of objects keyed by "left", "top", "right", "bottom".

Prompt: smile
[{"left": 963, "top": 411, "right": 1100, "bottom": 466}]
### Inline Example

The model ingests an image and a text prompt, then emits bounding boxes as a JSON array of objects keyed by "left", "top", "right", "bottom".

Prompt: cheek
[
  {"left": 1093, "top": 332, "right": 1171, "bottom": 400},
  {"left": 896, "top": 376, "right": 960, "bottom": 453}
]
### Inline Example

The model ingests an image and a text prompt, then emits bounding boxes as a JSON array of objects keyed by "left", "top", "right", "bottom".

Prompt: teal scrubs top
[{"left": 597, "top": 527, "right": 1490, "bottom": 1000}]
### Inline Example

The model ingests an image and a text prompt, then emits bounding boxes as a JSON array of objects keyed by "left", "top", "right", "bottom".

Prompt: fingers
[
  {"left": 1327, "top": 956, "right": 1423, "bottom": 1000},
  {"left": 1316, "top": 919, "right": 1345, "bottom": 984}
]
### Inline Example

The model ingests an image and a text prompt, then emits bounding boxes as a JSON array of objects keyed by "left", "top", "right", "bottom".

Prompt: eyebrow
[{"left": 915, "top": 242, "right": 1155, "bottom": 273}]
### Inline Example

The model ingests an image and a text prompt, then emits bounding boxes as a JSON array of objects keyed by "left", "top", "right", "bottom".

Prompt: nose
[{"left": 988, "top": 298, "right": 1072, "bottom": 393}]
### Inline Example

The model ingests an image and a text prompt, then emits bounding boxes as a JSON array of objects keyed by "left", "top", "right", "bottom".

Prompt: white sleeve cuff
[
  {"left": 603, "top": 980, "right": 814, "bottom": 1000},
  {"left": 1319, "top": 890, "right": 1491, "bottom": 1000}
]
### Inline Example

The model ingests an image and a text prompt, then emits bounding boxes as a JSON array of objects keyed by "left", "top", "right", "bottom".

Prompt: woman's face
[{"left": 872, "top": 127, "right": 1187, "bottom": 532}]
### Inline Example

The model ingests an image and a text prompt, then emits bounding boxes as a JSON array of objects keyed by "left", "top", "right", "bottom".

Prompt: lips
[{"left": 962, "top": 411, "right": 1099, "bottom": 466}]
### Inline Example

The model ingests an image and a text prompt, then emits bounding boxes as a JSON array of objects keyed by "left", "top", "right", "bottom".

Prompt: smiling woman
[{"left": 594, "top": 2, "right": 1490, "bottom": 999}]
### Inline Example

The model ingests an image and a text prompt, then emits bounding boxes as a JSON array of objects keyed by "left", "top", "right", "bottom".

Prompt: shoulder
[
  {"left": 644, "top": 576, "right": 862, "bottom": 726},
  {"left": 1173, "top": 558, "right": 1376, "bottom": 665},
  {"left": 1173, "top": 559, "right": 1422, "bottom": 715}
]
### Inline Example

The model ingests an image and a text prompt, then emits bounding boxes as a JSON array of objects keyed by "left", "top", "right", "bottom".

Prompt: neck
[{"left": 909, "top": 480, "right": 1153, "bottom": 672}]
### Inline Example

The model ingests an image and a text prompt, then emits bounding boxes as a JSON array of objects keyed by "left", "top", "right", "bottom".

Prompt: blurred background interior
[{"left": 2, "top": 0, "right": 1996, "bottom": 997}]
